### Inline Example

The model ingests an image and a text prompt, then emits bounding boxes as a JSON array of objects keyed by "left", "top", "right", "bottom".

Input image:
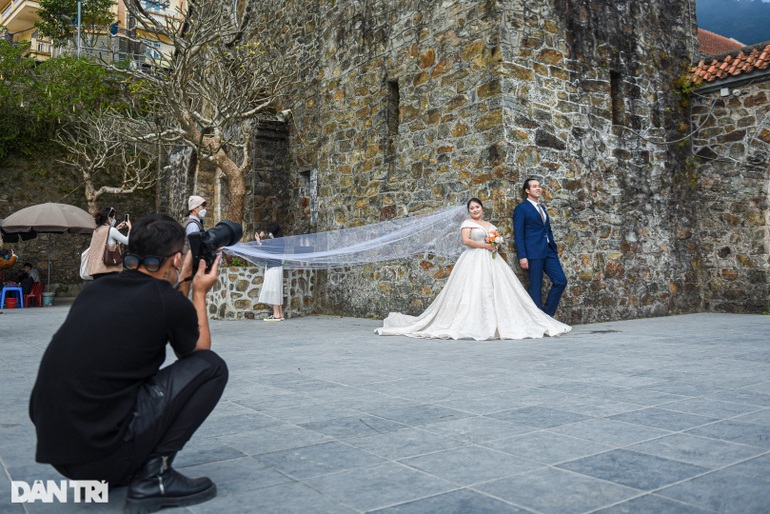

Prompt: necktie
[{"left": 538, "top": 204, "right": 546, "bottom": 223}]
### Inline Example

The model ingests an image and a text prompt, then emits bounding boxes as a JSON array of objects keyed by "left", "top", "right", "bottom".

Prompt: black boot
[{"left": 124, "top": 454, "right": 216, "bottom": 514}]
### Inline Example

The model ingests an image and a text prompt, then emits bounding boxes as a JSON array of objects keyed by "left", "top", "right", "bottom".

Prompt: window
[
  {"left": 144, "top": 40, "right": 161, "bottom": 60},
  {"left": 143, "top": 0, "right": 169, "bottom": 12},
  {"left": 610, "top": 70, "right": 625, "bottom": 126},
  {"left": 385, "top": 79, "right": 400, "bottom": 164}
]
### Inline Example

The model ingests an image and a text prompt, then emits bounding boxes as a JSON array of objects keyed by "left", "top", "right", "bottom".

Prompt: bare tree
[
  {"left": 56, "top": 110, "right": 159, "bottom": 214},
  {"left": 102, "top": 0, "right": 291, "bottom": 222}
]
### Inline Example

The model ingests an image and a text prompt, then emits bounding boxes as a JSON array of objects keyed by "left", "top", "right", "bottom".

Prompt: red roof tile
[
  {"left": 698, "top": 28, "right": 744, "bottom": 56},
  {"left": 690, "top": 41, "right": 770, "bottom": 84}
]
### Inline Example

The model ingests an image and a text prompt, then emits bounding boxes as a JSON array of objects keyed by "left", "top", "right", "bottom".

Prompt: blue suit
[{"left": 513, "top": 201, "right": 567, "bottom": 316}]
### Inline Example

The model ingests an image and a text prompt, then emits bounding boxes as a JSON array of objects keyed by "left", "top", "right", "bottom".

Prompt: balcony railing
[{"left": 35, "top": 39, "right": 50, "bottom": 54}]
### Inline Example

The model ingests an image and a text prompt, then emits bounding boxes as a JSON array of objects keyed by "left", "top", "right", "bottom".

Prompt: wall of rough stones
[
  {"left": 209, "top": 265, "right": 316, "bottom": 320},
  {"left": 691, "top": 83, "right": 770, "bottom": 313},
  {"left": 228, "top": 0, "right": 703, "bottom": 324}
]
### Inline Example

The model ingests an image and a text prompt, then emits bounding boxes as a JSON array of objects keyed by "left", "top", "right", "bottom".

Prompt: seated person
[
  {"left": 29, "top": 213, "right": 228, "bottom": 514},
  {"left": 18, "top": 262, "right": 40, "bottom": 294}
]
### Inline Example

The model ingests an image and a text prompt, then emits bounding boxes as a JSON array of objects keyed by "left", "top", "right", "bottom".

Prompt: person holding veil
[
  {"left": 255, "top": 222, "right": 285, "bottom": 321},
  {"left": 375, "top": 198, "right": 571, "bottom": 340}
]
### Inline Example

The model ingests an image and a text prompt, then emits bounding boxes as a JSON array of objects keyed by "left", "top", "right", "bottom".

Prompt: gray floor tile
[
  {"left": 608, "top": 408, "right": 719, "bottom": 431},
  {"left": 259, "top": 402, "right": 365, "bottom": 424},
  {"left": 299, "top": 415, "right": 407, "bottom": 439},
  {"left": 432, "top": 391, "right": 539, "bottom": 415},
  {"left": 254, "top": 441, "right": 386, "bottom": 479},
  {"left": 419, "top": 416, "right": 535, "bottom": 443},
  {"left": 187, "top": 481, "right": 357, "bottom": 514},
  {"left": 369, "top": 488, "right": 535, "bottom": 513},
  {"left": 215, "top": 423, "right": 334, "bottom": 456},
  {"left": 365, "top": 404, "right": 473, "bottom": 426},
  {"left": 557, "top": 449, "right": 710, "bottom": 490},
  {"left": 361, "top": 379, "right": 474, "bottom": 403},
  {"left": 474, "top": 467, "right": 640, "bottom": 514},
  {"left": 344, "top": 427, "right": 465, "bottom": 460},
  {"left": 182, "top": 456, "right": 293, "bottom": 496},
  {"left": 547, "top": 395, "right": 644, "bottom": 417},
  {"left": 642, "top": 382, "right": 727, "bottom": 397},
  {"left": 487, "top": 406, "right": 592, "bottom": 428},
  {"left": 658, "top": 470, "right": 770, "bottom": 514},
  {"left": 197, "top": 412, "right": 281, "bottom": 437},
  {"left": 304, "top": 462, "right": 456, "bottom": 511},
  {"left": 174, "top": 437, "right": 247, "bottom": 468},
  {"left": 483, "top": 430, "right": 612, "bottom": 464},
  {"left": 661, "top": 398, "right": 765, "bottom": 418},
  {"left": 549, "top": 418, "right": 673, "bottom": 446},
  {"left": 229, "top": 390, "right": 317, "bottom": 411},
  {"left": 597, "top": 388, "right": 691, "bottom": 407},
  {"left": 627, "top": 433, "right": 765, "bottom": 468},
  {"left": 732, "top": 408, "right": 770, "bottom": 426},
  {"left": 703, "top": 389, "right": 770, "bottom": 408},
  {"left": 399, "top": 445, "right": 542, "bottom": 486},
  {"left": 721, "top": 452, "right": 770, "bottom": 483},
  {"left": 250, "top": 372, "right": 347, "bottom": 393},
  {"left": 686, "top": 420, "right": 770, "bottom": 448},
  {"left": 592, "top": 494, "right": 716, "bottom": 514}
]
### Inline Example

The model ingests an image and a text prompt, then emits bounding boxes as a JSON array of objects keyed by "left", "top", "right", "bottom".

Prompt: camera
[{"left": 188, "top": 220, "right": 243, "bottom": 273}]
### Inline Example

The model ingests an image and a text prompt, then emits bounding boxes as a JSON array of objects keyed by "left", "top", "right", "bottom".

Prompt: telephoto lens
[{"left": 189, "top": 220, "right": 243, "bottom": 273}]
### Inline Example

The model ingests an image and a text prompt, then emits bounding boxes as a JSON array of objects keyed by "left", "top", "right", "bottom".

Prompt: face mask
[
  {"left": 110, "top": 219, "right": 117, "bottom": 227},
  {"left": 198, "top": 209, "right": 207, "bottom": 218}
]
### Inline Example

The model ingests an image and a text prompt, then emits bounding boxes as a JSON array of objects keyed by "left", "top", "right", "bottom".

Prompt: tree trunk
[
  {"left": 215, "top": 149, "right": 246, "bottom": 224},
  {"left": 84, "top": 174, "right": 97, "bottom": 215}
]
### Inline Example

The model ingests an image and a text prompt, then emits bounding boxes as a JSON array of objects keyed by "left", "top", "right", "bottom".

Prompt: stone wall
[
  {"left": 0, "top": 153, "right": 155, "bottom": 296},
  {"left": 691, "top": 84, "right": 770, "bottom": 313},
  {"left": 210, "top": 265, "right": 316, "bottom": 320},
  {"left": 235, "top": 0, "right": 703, "bottom": 324}
]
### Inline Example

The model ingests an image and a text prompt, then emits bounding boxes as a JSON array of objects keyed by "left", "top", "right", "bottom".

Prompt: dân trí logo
[{"left": 11, "top": 480, "right": 109, "bottom": 503}]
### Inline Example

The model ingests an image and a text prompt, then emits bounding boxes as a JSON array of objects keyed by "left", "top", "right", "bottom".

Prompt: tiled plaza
[{"left": 2, "top": 303, "right": 769, "bottom": 513}]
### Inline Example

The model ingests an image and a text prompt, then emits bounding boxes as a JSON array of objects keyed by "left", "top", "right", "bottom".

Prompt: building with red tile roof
[
  {"left": 697, "top": 28, "right": 744, "bottom": 56},
  {"left": 690, "top": 39, "right": 770, "bottom": 89}
]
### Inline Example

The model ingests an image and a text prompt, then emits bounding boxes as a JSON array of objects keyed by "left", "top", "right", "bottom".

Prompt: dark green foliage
[
  {"left": 36, "top": 0, "right": 115, "bottom": 43},
  {"left": 0, "top": 41, "right": 121, "bottom": 159}
]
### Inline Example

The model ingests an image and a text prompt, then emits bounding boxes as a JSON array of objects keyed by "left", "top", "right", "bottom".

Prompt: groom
[{"left": 513, "top": 177, "right": 567, "bottom": 316}]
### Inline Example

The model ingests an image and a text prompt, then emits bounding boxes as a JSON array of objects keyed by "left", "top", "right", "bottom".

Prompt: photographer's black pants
[{"left": 54, "top": 350, "right": 228, "bottom": 486}]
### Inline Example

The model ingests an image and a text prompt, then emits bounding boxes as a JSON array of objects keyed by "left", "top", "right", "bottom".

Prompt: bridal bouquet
[{"left": 486, "top": 230, "right": 504, "bottom": 258}]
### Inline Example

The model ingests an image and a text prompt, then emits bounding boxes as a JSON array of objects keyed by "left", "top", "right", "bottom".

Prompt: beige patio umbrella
[{"left": 0, "top": 203, "right": 96, "bottom": 290}]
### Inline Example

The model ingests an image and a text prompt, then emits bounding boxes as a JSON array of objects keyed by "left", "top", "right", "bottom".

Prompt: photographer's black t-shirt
[{"left": 29, "top": 270, "right": 199, "bottom": 465}]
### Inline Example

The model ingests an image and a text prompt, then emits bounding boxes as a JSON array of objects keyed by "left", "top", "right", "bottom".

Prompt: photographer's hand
[
  {"left": 191, "top": 253, "right": 220, "bottom": 352},
  {"left": 176, "top": 250, "right": 194, "bottom": 297},
  {"left": 192, "top": 254, "right": 221, "bottom": 295}
]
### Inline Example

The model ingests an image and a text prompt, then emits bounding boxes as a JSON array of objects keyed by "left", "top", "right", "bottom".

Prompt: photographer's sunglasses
[{"left": 123, "top": 252, "right": 180, "bottom": 272}]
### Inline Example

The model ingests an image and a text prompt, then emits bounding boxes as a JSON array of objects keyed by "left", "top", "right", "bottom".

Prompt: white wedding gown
[{"left": 375, "top": 220, "right": 571, "bottom": 340}]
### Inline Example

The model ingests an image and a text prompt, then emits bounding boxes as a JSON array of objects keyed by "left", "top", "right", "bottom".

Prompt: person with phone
[{"left": 86, "top": 207, "right": 132, "bottom": 279}]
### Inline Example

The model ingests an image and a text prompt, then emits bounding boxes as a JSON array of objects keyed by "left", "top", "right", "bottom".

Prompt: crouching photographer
[{"left": 29, "top": 213, "right": 231, "bottom": 514}]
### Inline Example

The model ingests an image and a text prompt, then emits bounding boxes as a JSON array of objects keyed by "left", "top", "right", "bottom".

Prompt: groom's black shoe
[{"left": 124, "top": 454, "right": 216, "bottom": 514}]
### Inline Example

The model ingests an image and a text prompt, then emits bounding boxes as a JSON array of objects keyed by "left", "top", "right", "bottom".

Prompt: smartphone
[{"left": 123, "top": 214, "right": 129, "bottom": 223}]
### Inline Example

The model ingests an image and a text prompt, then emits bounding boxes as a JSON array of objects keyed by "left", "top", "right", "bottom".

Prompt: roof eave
[{"left": 696, "top": 68, "right": 770, "bottom": 94}]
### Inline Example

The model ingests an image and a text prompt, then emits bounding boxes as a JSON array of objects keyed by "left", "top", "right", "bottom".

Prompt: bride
[{"left": 375, "top": 198, "right": 571, "bottom": 340}]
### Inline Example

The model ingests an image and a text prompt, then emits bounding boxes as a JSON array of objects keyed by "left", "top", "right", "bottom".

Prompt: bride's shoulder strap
[{"left": 460, "top": 219, "right": 477, "bottom": 229}]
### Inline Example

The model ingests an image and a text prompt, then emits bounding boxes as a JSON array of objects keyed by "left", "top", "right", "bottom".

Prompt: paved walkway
[{"left": 1, "top": 301, "right": 770, "bottom": 513}]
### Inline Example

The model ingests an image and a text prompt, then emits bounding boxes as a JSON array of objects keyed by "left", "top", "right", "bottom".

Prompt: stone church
[{"left": 170, "top": 0, "right": 769, "bottom": 323}]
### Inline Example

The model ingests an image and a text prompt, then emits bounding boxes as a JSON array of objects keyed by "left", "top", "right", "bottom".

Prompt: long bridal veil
[{"left": 223, "top": 205, "right": 467, "bottom": 269}]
